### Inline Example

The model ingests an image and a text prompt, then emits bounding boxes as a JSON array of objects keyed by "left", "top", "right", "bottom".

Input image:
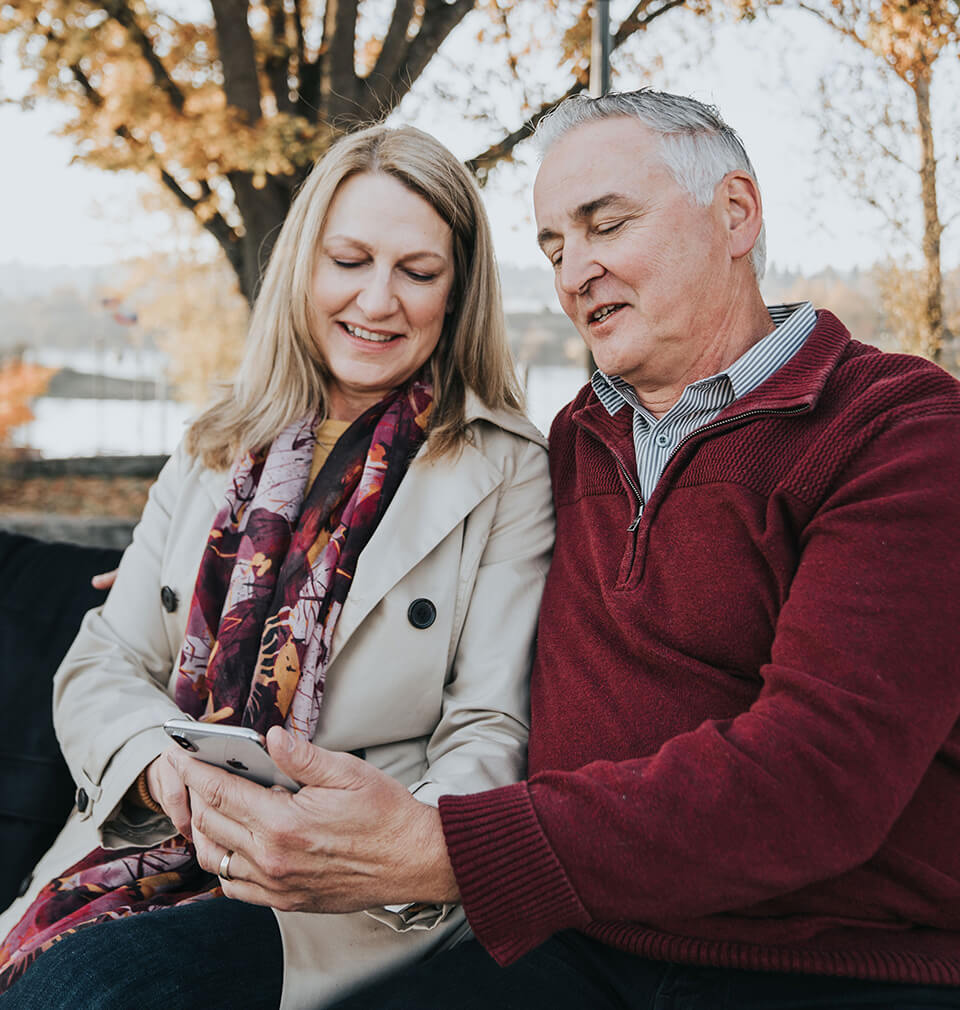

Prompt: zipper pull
[{"left": 627, "top": 511, "right": 642, "bottom": 532}]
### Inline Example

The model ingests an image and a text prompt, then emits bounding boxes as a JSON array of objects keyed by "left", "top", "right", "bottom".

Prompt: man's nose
[
  {"left": 557, "top": 242, "right": 603, "bottom": 296},
  {"left": 356, "top": 270, "right": 398, "bottom": 318}
]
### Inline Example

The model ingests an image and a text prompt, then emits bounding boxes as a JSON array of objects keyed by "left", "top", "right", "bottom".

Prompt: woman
[{"left": 0, "top": 125, "right": 554, "bottom": 1009}]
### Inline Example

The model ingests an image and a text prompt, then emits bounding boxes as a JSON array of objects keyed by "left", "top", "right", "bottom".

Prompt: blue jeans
[
  {"left": 0, "top": 897, "right": 282, "bottom": 1010},
  {"left": 327, "top": 931, "right": 960, "bottom": 1010}
]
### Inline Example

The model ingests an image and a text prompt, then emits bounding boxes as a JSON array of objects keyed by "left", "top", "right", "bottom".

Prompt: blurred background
[{"left": 1, "top": 0, "right": 958, "bottom": 543}]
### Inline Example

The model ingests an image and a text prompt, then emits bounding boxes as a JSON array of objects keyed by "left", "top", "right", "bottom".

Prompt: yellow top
[{"left": 308, "top": 418, "right": 352, "bottom": 487}]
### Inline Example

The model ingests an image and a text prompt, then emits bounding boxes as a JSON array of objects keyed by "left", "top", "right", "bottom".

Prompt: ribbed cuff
[{"left": 439, "top": 782, "right": 590, "bottom": 965}]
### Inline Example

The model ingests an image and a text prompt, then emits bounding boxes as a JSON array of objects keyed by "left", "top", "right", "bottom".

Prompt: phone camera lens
[{"left": 172, "top": 735, "right": 197, "bottom": 752}]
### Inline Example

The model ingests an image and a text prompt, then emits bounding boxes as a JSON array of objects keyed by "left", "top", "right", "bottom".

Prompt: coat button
[
  {"left": 160, "top": 585, "right": 178, "bottom": 613},
  {"left": 76, "top": 788, "right": 89, "bottom": 812},
  {"left": 16, "top": 873, "right": 33, "bottom": 898},
  {"left": 407, "top": 598, "right": 436, "bottom": 630}
]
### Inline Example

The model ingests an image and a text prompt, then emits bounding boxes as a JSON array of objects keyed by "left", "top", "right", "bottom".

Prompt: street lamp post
[
  {"left": 584, "top": 0, "right": 611, "bottom": 376},
  {"left": 590, "top": 0, "right": 611, "bottom": 98}
]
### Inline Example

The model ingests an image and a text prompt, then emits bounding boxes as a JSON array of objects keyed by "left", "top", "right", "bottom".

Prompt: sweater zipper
[
  {"left": 607, "top": 444, "right": 645, "bottom": 532},
  {"left": 616, "top": 404, "right": 808, "bottom": 533}
]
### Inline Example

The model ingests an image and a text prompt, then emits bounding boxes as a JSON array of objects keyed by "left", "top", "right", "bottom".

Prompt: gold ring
[{"left": 218, "top": 850, "right": 233, "bottom": 882}]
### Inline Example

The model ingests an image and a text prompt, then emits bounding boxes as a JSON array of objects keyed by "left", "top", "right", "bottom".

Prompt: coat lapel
[
  {"left": 331, "top": 440, "right": 502, "bottom": 652},
  {"left": 197, "top": 464, "right": 229, "bottom": 510}
]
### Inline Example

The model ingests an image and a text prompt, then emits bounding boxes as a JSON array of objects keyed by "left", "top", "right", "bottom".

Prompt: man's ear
[{"left": 719, "top": 171, "right": 763, "bottom": 263}]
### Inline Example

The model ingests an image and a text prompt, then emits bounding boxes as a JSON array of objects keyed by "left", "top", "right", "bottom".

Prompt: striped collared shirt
[{"left": 591, "top": 301, "right": 817, "bottom": 509}]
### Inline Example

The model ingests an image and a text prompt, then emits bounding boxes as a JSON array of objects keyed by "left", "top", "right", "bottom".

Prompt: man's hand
[
  {"left": 171, "top": 726, "right": 460, "bottom": 913},
  {"left": 145, "top": 748, "right": 194, "bottom": 838}
]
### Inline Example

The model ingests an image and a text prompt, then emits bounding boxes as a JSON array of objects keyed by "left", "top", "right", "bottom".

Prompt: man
[{"left": 180, "top": 90, "right": 960, "bottom": 1008}]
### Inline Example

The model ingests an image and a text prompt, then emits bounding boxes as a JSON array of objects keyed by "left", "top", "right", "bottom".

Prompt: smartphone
[{"left": 163, "top": 718, "right": 300, "bottom": 792}]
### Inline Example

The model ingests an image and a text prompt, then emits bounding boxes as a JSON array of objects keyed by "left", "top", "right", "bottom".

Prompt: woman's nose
[{"left": 355, "top": 271, "right": 398, "bottom": 319}]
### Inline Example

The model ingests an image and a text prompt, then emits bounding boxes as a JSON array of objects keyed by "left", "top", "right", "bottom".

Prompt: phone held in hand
[{"left": 163, "top": 718, "right": 300, "bottom": 792}]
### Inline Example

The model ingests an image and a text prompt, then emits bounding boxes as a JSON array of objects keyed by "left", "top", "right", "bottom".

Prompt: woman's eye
[
  {"left": 405, "top": 269, "right": 437, "bottom": 282},
  {"left": 333, "top": 259, "right": 364, "bottom": 268}
]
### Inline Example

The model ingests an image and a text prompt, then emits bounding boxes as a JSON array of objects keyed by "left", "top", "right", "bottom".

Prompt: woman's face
[{"left": 309, "top": 171, "right": 456, "bottom": 421}]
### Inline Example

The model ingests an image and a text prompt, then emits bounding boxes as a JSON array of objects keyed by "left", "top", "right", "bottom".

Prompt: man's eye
[
  {"left": 596, "top": 221, "right": 624, "bottom": 235},
  {"left": 549, "top": 252, "right": 563, "bottom": 269}
]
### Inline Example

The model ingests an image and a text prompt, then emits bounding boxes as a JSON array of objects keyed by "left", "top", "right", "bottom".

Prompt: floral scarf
[{"left": 0, "top": 379, "right": 433, "bottom": 993}]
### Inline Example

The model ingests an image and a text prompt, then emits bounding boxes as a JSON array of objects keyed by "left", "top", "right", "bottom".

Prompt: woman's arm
[{"left": 53, "top": 444, "right": 197, "bottom": 844}]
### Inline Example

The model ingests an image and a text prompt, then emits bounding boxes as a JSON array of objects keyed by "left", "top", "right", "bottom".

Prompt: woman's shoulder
[
  {"left": 462, "top": 389, "right": 547, "bottom": 452},
  {"left": 153, "top": 438, "right": 231, "bottom": 513}
]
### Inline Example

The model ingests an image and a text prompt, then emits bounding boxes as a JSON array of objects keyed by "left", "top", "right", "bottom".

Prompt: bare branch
[{"left": 466, "top": 81, "right": 586, "bottom": 180}]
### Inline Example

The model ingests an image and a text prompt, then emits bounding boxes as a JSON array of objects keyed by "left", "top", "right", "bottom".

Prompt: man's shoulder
[
  {"left": 828, "top": 328, "right": 960, "bottom": 419},
  {"left": 547, "top": 381, "right": 597, "bottom": 445}
]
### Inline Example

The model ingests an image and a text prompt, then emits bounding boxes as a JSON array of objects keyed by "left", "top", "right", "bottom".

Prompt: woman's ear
[{"left": 720, "top": 170, "right": 763, "bottom": 264}]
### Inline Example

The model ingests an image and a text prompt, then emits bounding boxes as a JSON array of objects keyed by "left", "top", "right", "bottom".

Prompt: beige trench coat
[{"left": 0, "top": 393, "right": 554, "bottom": 1010}]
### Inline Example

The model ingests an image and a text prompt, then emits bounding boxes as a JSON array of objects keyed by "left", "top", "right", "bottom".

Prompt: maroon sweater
[{"left": 440, "top": 311, "right": 960, "bottom": 983}]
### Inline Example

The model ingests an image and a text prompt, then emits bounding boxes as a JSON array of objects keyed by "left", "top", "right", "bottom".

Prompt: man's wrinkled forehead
[{"left": 533, "top": 119, "right": 669, "bottom": 223}]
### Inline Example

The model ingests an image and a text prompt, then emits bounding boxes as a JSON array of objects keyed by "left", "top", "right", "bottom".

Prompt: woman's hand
[
  {"left": 172, "top": 727, "right": 459, "bottom": 913},
  {"left": 145, "top": 748, "right": 194, "bottom": 839}
]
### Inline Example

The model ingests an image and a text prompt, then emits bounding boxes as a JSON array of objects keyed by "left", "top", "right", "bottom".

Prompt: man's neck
[{"left": 633, "top": 290, "right": 774, "bottom": 419}]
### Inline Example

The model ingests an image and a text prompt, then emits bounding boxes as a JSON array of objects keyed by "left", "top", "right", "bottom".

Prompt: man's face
[{"left": 533, "top": 117, "right": 735, "bottom": 398}]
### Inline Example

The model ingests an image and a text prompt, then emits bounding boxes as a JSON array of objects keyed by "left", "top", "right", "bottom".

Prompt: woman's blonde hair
[{"left": 186, "top": 124, "right": 523, "bottom": 470}]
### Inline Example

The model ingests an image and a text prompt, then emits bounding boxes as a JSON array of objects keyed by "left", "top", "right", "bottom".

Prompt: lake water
[
  {"left": 12, "top": 365, "right": 590, "bottom": 458},
  {"left": 11, "top": 398, "right": 193, "bottom": 457}
]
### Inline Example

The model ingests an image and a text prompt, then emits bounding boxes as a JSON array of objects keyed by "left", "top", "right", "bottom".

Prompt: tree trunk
[{"left": 914, "top": 75, "right": 947, "bottom": 363}]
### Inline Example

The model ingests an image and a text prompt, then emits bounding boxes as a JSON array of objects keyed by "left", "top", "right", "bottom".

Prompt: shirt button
[
  {"left": 76, "top": 788, "right": 89, "bottom": 812},
  {"left": 407, "top": 599, "right": 437, "bottom": 629},
  {"left": 160, "top": 585, "right": 178, "bottom": 613},
  {"left": 655, "top": 433, "right": 670, "bottom": 447}
]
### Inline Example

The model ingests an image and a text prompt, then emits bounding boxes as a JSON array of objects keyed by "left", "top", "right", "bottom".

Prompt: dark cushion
[{"left": 0, "top": 531, "right": 122, "bottom": 913}]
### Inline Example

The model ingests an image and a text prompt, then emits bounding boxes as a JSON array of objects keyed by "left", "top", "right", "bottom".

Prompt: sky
[{"left": 0, "top": 5, "right": 956, "bottom": 281}]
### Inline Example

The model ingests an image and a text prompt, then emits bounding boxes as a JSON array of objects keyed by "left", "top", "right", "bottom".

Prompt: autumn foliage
[
  {"left": 0, "top": 361, "right": 57, "bottom": 446},
  {"left": 0, "top": 1, "right": 709, "bottom": 302}
]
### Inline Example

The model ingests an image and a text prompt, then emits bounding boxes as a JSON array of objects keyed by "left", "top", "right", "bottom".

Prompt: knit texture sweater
[{"left": 439, "top": 311, "right": 960, "bottom": 983}]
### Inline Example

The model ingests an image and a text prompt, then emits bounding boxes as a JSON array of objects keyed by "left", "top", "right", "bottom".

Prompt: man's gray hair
[{"left": 535, "top": 89, "right": 766, "bottom": 278}]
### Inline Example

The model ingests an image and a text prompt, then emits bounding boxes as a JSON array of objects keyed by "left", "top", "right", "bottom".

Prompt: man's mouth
[
  {"left": 589, "top": 304, "right": 624, "bottom": 325},
  {"left": 342, "top": 322, "right": 401, "bottom": 343}
]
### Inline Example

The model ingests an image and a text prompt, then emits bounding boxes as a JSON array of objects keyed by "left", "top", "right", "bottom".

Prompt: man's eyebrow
[
  {"left": 574, "top": 193, "right": 633, "bottom": 220},
  {"left": 537, "top": 193, "right": 634, "bottom": 250}
]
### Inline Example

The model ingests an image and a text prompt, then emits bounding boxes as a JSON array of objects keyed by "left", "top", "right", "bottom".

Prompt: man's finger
[
  {"left": 173, "top": 750, "right": 278, "bottom": 826},
  {"left": 190, "top": 793, "right": 257, "bottom": 862},
  {"left": 266, "top": 727, "right": 368, "bottom": 790}
]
